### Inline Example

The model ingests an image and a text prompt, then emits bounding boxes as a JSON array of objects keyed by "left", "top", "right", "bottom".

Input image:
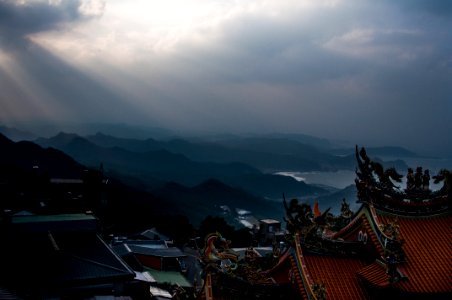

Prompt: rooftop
[
  {"left": 10, "top": 213, "right": 98, "bottom": 232},
  {"left": 260, "top": 219, "right": 280, "bottom": 224},
  {"left": 1, "top": 231, "right": 135, "bottom": 294},
  {"left": 377, "top": 211, "right": 452, "bottom": 294},
  {"left": 144, "top": 267, "right": 192, "bottom": 287},
  {"left": 304, "top": 254, "right": 369, "bottom": 300}
]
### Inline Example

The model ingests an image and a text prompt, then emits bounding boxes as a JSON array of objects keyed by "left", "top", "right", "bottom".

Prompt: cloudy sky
[{"left": 0, "top": 0, "right": 451, "bottom": 155}]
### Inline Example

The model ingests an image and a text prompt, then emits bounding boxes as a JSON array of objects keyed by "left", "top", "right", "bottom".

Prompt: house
[
  {"left": 0, "top": 212, "right": 136, "bottom": 299},
  {"left": 111, "top": 235, "right": 193, "bottom": 299},
  {"left": 113, "top": 240, "right": 187, "bottom": 272},
  {"left": 257, "top": 219, "right": 285, "bottom": 246}
]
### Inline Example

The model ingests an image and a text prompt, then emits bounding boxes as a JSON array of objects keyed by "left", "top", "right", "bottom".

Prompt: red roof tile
[
  {"left": 304, "top": 254, "right": 369, "bottom": 300},
  {"left": 289, "top": 255, "right": 309, "bottom": 300},
  {"left": 361, "top": 215, "right": 385, "bottom": 257},
  {"left": 378, "top": 212, "right": 452, "bottom": 293},
  {"left": 357, "top": 261, "right": 390, "bottom": 288}
]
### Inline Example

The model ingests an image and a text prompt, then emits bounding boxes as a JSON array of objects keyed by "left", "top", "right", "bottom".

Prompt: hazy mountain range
[
  {"left": 1, "top": 124, "right": 431, "bottom": 226},
  {"left": 0, "top": 133, "right": 282, "bottom": 226},
  {"left": 34, "top": 132, "right": 333, "bottom": 198}
]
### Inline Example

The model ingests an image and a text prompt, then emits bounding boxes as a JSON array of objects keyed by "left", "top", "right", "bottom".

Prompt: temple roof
[
  {"left": 284, "top": 209, "right": 452, "bottom": 299},
  {"left": 377, "top": 211, "right": 451, "bottom": 294},
  {"left": 357, "top": 261, "right": 389, "bottom": 289},
  {"left": 304, "top": 254, "right": 368, "bottom": 300},
  {"left": 280, "top": 179, "right": 451, "bottom": 299}
]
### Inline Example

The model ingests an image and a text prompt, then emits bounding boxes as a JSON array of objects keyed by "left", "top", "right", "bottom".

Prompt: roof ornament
[
  {"left": 355, "top": 145, "right": 403, "bottom": 191},
  {"left": 312, "top": 282, "right": 327, "bottom": 300},
  {"left": 198, "top": 232, "right": 239, "bottom": 300},
  {"left": 380, "top": 217, "right": 405, "bottom": 284},
  {"left": 340, "top": 198, "right": 353, "bottom": 219},
  {"left": 355, "top": 145, "right": 450, "bottom": 214},
  {"left": 202, "top": 232, "right": 239, "bottom": 267},
  {"left": 433, "top": 169, "right": 451, "bottom": 195},
  {"left": 406, "top": 168, "right": 415, "bottom": 190},
  {"left": 282, "top": 194, "right": 361, "bottom": 255},
  {"left": 283, "top": 195, "right": 314, "bottom": 236}
]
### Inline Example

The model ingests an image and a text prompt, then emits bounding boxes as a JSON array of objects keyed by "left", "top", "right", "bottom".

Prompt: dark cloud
[
  {"left": 389, "top": 0, "right": 452, "bottom": 16},
  {"left": 0, "top": 0, "right": 104, "bottom": 48}
]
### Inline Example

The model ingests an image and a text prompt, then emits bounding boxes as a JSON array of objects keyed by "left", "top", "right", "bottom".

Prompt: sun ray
[{"left": 0, "top": 48, "right": 71, "bottom": 123}]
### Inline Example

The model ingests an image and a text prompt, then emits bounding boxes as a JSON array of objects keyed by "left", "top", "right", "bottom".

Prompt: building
[
  {"left": 0, "top": 212, "right": 136, "bottom": 299},
  {"left": 268, "top": 146, "right": 451, "bottom": 299},
  {"left": 111, "top": 234, "right": 192, "bottom": 299},
  {"left": 257, "top": 218, "right": 285, "bottom": 246}
]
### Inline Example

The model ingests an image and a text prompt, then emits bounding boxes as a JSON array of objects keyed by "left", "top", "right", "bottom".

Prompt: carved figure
[
  {"left": 381, "top": 218, "right": 400, "bottom": 240},
  {"left": 422, "top": 169, "right": 430, "bottom": 191},
  {"left": 355, "top": 145, "right": 372, "bottom": 181},
  {"left": 406, "top": 168, "right": 415, "bottom": 190},
  {"left": 370, "top": 162, "right": 402, "bottom": 189},
  {"left": 414, "top": 167, "right": 423, "bottom": 189},
  {"left": 312, "top": 282, "right": 327, "bottom": 300},
  {"left": 283, "top": 196, "right": 314, "bottom": 231},
  {"left": 384, "top": 167, "right": 403, "bottom": 188},
  {"left": 203, "top": 233, "right": 238, "bottom": 263},
  {"left": 340, "top": 198, "right": 353, "bottom": 218},
  {"left": 433, "top": 169, "right": 452, "bottom": 193}
]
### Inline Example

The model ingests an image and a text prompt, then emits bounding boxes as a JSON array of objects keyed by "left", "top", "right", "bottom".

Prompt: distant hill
[
  {"left": 332, "top": 146, "right": 418, "bottom": 158},
  {"left": 317, "top": 184, "right": 360, "bottom": 215},
  {"left": 0, "top": 133, "right": 89, "bottom": 213},
  {"left": 0, "top": 134, "right": 285, "bottom": 231},
  {"left": 258, "top": 133, "right": 333, "bottom": 149},
  {"left": 82, "top": 133, "right": 356, "bottom": 172},
  {"left": 151, "top": 179, "right": 285, "bottom": 225},
  {"left": 0, "top": 125, "right": 37, "bottom": 142},
  {"left": 0, "top": 133, "right": 84, "bottom": 178},
  {"left": 366, "top": 146, "right": 419, "bottom": 158},
  {"left": 35, "top": 133, "right": 329, "bottom": 198}
]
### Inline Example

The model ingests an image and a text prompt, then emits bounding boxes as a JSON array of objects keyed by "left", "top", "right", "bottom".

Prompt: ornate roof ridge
[
  {"left": 354, "top": 145, "right": 451, "bottom": 215},
  {"left": 374, "top": 208, "right": 451, "bottom": 219}
]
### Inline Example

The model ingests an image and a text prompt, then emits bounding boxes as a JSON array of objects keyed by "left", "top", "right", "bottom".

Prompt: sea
[
  {"left": 275, "top": 170, "right": 356, "bottom": 189},
  {"left": 275, "top": 156, "right": 452, "bottom": 191}
]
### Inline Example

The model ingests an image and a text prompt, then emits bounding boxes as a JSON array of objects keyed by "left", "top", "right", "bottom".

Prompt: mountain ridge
[
  {"left": 35, "top": 132, "right": 329, "bottom": 198},
  {"left": 0, "top": 133, "right": 286, "bottom": 227}
]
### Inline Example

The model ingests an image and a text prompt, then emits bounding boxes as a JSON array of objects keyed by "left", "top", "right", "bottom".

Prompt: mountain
[
  {"left": 366, "top": 146, "right": 419, "bottom": 158},
  {"left": 84, "top": 133, "right": 355, "bottom": 172},
  {"left": 211, "top": 136, "right": 355, "bottom": 171},
  {"left": 85, "top": 132, "right": 161, "bottom": 152},
  {"left": 151, "top": 179, "right": 285, "bottom": 225},
  {"left": 0, "top": 134, "right": 284, "bottom": 231},
  {"left": 0, "top": 133, "right": 89, "bottom": 213},
  {"left": 35, "top": 133, "right": 328, "bottom": 198},
  {"left": 0, "top": 125, "right": 37, "bottom": 142},
  {"left": 317, "top": 184, "right": 359, "bottom": 215},
  {"left": 257, "top": 132, "right": 334, "bottom": 149},
  {"left": 0, "top": 133, "right": 84, "bottom": 178},
  {"left": 36, "top": 133, "right": 260, "bottom": 184},
  {"left": 332, "top": 146, "right": 419, "bottom": 158}
]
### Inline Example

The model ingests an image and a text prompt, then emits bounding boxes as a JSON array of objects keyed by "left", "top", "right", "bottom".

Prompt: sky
[{"left": 0, "top": 0, "right": 451, "bottom": 156}]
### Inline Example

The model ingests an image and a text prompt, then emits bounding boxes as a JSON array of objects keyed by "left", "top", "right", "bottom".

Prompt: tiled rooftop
[
  {"left": 356, "top": 261, "right": 389, "bottom": 288},
  {"left": 304, "top": 254, "right": 369, "bottom": 300},
  {"left": 378, "top": 212, "right": 452, "bottom": 294},
  {"left": 289, "top": 255, "right": 308, "bottom": 300},
  {"left": 361, "top": 215, "right": 385, "bottom": 257}
]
